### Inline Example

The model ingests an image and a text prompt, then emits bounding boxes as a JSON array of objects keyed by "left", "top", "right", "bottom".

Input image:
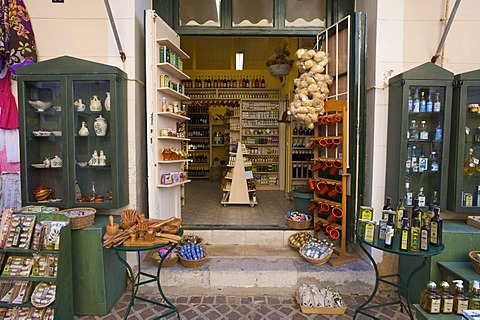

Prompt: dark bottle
[
  {"left": 430, "top": 206, "right": 443, "bottom": 247},
  {"left": 293, "top": 125, "right": 298, "bottom": 135},
  {"left": 400, "top": 217, "right": 410, "bottom": 251},
  {"left": 420, "top": 218, "right": 430, "bottom": 251},
  {"left": 411, "top": 199, "right": 423, "bottom": 222},
  {"left": 384, "top": 225, "right": 394, "bottom": 249},
  {"left": 382, "top": 197, "right": 393, "bottom": 220},
  {"left": 410, "top": 217, "right": 421, "bottom": 252},
  {"left": 387, "top": 210, "right": 396, "bottom": 236}
]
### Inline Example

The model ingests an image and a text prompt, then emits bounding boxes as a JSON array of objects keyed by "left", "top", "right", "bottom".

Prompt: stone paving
[{"left": 75, "top": 290, "right": 413, "bottom": 319}]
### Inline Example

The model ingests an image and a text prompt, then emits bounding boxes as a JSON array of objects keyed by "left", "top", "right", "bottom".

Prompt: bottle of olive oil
[
  {"left": 410, "top": 217, "right": 421, "bottom": 252},
  {"left": 421, "top": 281, "right": 441, "bottom": 314},
  {"left": 399, "top": 217, "right": 410, "bottom": 251},
  {"left": 430, "top": 206, "right": 443, "bottom": 246},
  {"left": 420, "top": 218, "right": 430, "bottom": 251},
  {"left": 395, "top": 199, "right": 405, "bottom": 231},
  {"left": 382, "top": 197, "right": 393, "bottom": 220},
  {"left": 469, "top": 280, "right": 480, "bottom": 310},
  {"left": 438, "top": 281, "right": 454, "bottom": 314},
  {"left": 452, "top": 280, "right": 469, "bottom": 314}
]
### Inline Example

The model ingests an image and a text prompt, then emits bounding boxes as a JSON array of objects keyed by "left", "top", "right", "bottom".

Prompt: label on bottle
[
  {"left": 429, "top": 298, "right": 441, "bottom": 313},
  {"left": 419, "top": 196, "right": 426, "bottom": 207},
  {"left": 379, "top": 220, "right": 387, "bottom": 240},
  {"left": 406, "top": 159, "right": 411, "bottom": 170},
  {"left": 360, "top": 207, "right": 374, "bottom": 220},
  {"left": 410, "top": 229, "right": 420, "bottom": 251},
  {"left": 442, "top": 298, "right": 453, "bottom": 313},
  {"left": 431, "top": 161, "right": 439, "bottom": 172},
  {"left": 434, "top": 101, "right": 441, "bottom": 112},
  {"left": 435, "top": 128, "right": 443, "bottom": 141},
  {"left": 414, "top": 100, "right": 420, "bottom": 113},
  {"left": 430, "top": 222, "right": 438, "bottom": 245},
  {"left": 419, "top": 158, "right": 428, "bottom": 172},
  {"left": 420, "top": 229, "right": 429, "bottom": 250},
  {"left": 396, "top": 209, "right": 404, "bottom": 229},
  {"left": 364, "top": 223, "right": 375, "bottom": 243},
  {"left": 400, "top": 230, "right": 409, "bottom": 250},
  {"left": 464, "top": 193, "right": 473, "bottom": 207},
  {"left": 420, "top": 131, "right": 429, "bottom": 140},
  {"left": 408, "top": 98, "right": 413, "bottom": 112},
  {"left": 412, "top": 157, "right": 418, "bottom": 172},
  {"left": 456, "top": 299, "right": 469, "bottom": 314},
  {"left": 426, "top": 101, "right": 433, "bottom": 113},
  {"left": 385, "top": 226, "right": 394, "bottom": 246},
  {"left": 406, "top": 192, "right": 413, "bottom": 206}
]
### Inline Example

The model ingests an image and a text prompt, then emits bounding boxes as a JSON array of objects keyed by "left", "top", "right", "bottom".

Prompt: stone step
[{"left": 141, "top": 243, "right": 375, "bottom": 297}]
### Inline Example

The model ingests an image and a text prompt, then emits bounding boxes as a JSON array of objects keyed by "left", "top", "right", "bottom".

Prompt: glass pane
[
  {"left": 285, "top": 0, "right": 326, "bottom": 27},
  {"left": 406, "top": 85, "right": 445, "bottom": 207},
  {"left": 462, "top": 85, "right": 480, "bottom": 205},
  {"left": 232, "top": 0, "right": 273, "bottom": 27},
  {"left": 24, "top": 81, "right": 65, "bottom": 203},
  {"left": 73, "top": 80, "right": 113, "bottom": 204},
  {"left": 179, "top": 0, "right": 221, "bottom": 27}
]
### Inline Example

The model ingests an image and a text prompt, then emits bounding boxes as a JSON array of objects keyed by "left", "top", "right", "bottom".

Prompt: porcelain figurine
[
  {"left": 104, "top": 92, "right": 111, "bottom": 111},
  {"left": 94, "top": 115, "right": 107, "bottom": 136},
  {"left": 51, "top": 155, "right": 62, "bottom": 168},
  {"left": 74, "top": 99, "right": 86, "bottom": 112},
  {"left": 88, "top": 150, "right": 99, "bottom": 166},
  {"left": 78, "top": 121, "right": 89, "bottom": 136},
  {"left": 89, "top": 95, "right": 102, "bottom": 111},
  {"left": 98, "top": 150, "right": 106, "bottom": 166},
  {"left": 43, "top": 157, "right": 50, "bottom": 168}
]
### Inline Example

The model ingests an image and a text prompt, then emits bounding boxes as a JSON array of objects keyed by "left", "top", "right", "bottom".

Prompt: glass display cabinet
[
  {"left": 16, "top": 56, "right": 128, "bottom": 209},
  {"left": 448, "top": 69, "right": 480, "bottom": 213},
  {"left": 386, "top": 63, "right": 454, "bottom": 212}
]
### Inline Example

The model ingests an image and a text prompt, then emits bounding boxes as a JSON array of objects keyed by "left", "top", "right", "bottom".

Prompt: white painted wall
[{"left": 17, "top": 0, "right": 151, "bottom": 213}]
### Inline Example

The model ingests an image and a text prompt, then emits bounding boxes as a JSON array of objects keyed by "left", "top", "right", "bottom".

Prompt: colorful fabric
[
  {"left": 0, "top": 70, "right": 19, "bottom": 129},
  {"left": 0, "top": 0, "right": 37, "bottom": 74}
]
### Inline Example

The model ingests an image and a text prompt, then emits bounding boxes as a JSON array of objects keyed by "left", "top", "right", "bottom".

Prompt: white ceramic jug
[
  {"left": 90, "top": 95, "right": 102, "bottom": 111},
  {"left": 94, "top": 115, "right": 107, "bottom": 136}
]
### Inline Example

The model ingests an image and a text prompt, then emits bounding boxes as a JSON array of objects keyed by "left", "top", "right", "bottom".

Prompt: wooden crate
[
  {"left": 467, "top": 216, "right": 480, "bottom": 229},
  {"left": 296, "top": 291, "right": 347, "bottom": 315}
]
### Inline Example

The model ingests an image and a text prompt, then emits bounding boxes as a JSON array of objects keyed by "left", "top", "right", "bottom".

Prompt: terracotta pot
[
  {"left": 326, "top": 138, "right": 334, "bottom": 148},
  {"left": 308, "top": 178, "right": 315, "bottom": 191},
  {"left": 312, "top": 161, "right": 322, "bottom": 172},
  {"left": 330, "top": 114, "right": 342, "bottom": 124},
  {"left": 331, "top": 138, "right": 341, "bottom": 149},
  {"left": 320, "top": 116, "right": 328, "bottom": 125},
  {"left": 325, "top": 224, "right": 336, "bottom": 234},
  {"left": 319, "top": 202, "right": 330, "bottom": 214},
  {"left": 327, "top": 206, "right": 343, "bottom": 223},
  {"left": 319, "top": 138, "right": 328, "bottom": 148},
  {"left": 328, "top": 229, "right": 340, "bottom": 240},
  {"left": 329, "top": 160, "right": 343, "bottom": 176},
  {"left": 324, "top": 160, "right": 334, "bottom": 171},
  {"left": 327, "top": 183, "right": 343, "bottom": 197},
  {"left": 317, "top": 181, "right": 329, "bottom": 196}
]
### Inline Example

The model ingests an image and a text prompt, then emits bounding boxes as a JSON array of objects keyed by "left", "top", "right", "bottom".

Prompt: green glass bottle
[
  {"left": 430, "top": 206, "right": 443, "bottom": 247},
  {"left": 400, "top": 217, "right": 410, "bottom": 251},
  {"left": 410, "top": 217, "right": 421, "bottom": 252}
]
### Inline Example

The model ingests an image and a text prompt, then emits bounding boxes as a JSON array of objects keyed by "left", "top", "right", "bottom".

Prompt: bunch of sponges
[{"left": 289, "top": 48, "right": 333, "bottom": 129}]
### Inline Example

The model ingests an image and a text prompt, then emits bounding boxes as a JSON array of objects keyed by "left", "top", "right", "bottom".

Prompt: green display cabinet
[
  {"left": 386, "top": 62, "right": 454, "bottom": 211},
  {"left": 448, "top": 69, "right": 480, "bottom": 212},
  {"left": 16, "top": 56, "right": 128, "bottom": 209},
  {"left": 71, "top": 215, "right": 126, "bottom": 315}
]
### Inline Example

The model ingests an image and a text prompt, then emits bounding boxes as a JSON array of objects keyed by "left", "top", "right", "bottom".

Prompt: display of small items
[
  {"left": 297, "top": 284, "right": 346, "bottom": 314},
  {"left": 161, "top": 172, "right": 185, "bottom": 185},
  {"left": 4, "top": 215, "right": 36, "bottom": 249},
  {"left": 420, "top": 279, "right": 480, "bottom": 314},
  {"left": 179, "top": 244, "right": 204, "bottom": 261},
  {"left": 299, "top": 239, "right": 334, "bottom": 260},
  {"left": 286, "top": 211, "right": 311, "bottom": 222},
  {"left": 160, "top": 147, "right": 188, "bottom": 161},
  {"left": 0, "top": 307, "right": 54, "bottom": 319}
]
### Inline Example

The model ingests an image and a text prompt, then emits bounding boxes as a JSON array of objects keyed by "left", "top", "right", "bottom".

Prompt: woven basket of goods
[
  {"left": 179, "top": 234, "right": 204, "bottom": 246},
  {"left": 179, "top": 244, "right": 207, "bottom": 268},
  {"left": 151, "top": 248, "right": 178, "bottom": 268},
  {"left": 299, "top": 239, "right": 334, "bottom": 265},
  {"left": 288, "top": 232, "right": 313, "bottom": 251},
  {"left": 469, "top": 250, "right": 480, "bottom": 273},
  {"left": 58, "top": 207, "right": 96, "bottom": 230},
  {"left": 285, "top": 211, "right": 312, "bottom": 230}
]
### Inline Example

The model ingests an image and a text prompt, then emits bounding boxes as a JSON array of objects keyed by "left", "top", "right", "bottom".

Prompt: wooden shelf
[
  {"left": 157, "top": 111, "right": 189, "bottom": 121},
  {"left": 157, "top": 136, "right": 190, "bottom": 141},
  {"left": 157, "top": 179, "right": 191, "bottom": 188},
  {"left": 157, "top": 87, "right": 189, "bottom": 100},
  {"left": 156, "top": 63, "right": 190, "bottom": 80},
  {"left": 157, "top": 159, "right": 190, "bottom": 164},
  {"left": 156, "top": 38, "right": 190, "bottom": 59}
]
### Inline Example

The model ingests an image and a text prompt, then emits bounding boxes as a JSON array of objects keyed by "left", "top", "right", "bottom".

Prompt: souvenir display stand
[
  {"left": 221, "top": 142, "right": 257, "bottom": 206},
  {"left": 311, "top": 100, "right": 356, "bottom": 266},
  {"left": 0, "top": 212, "right": 73, "bottom": 319}
]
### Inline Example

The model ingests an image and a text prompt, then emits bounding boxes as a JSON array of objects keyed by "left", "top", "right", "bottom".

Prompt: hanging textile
[
  {"left": 0, "top": 0, "right": 37, "bottom": 74},
  {"left": 0, "top": 70, "right": 19, "bottom": 129},
  {"left": 0, "top": 172, "right": 21, "bottom": 211}
]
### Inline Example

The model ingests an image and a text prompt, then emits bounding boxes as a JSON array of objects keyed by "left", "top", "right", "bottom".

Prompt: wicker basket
[
  {"left": 469, "top": 250, "right": 480, "bottom": 273},
  {"left": 286, "top": 216, "right": 312, "bottom": 230},
  {"left": 299, "top": 249, "right": 333, "bottom": 266},
  {"left": 58, "top": 207, "right": 96, "bottom": 230},
  {"left": 153, "top": 254, "right": 179, "bottom": 268},
  {"left": 269, "top": 64, "right": 291, "bottom": 77},
  {"left": 288, "top": 232, "right": 312, "bottom": 251},
  {"left": 179, "top": 251, "right": 208, "bottom": 268}
]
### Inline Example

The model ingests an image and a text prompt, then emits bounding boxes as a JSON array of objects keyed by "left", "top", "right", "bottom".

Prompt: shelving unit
[
  {"left": 290, "top": 119, "right": 315, "bottom": 190},
  {"left": 186, "top": 103, "right": 210, "bottom": 179},
  {"left": 311, "top": 100, "right": 356, "bottom": 266},
  {"left": 0, "top": 213, "right": 72, "bottom": 319},
  {"left": 146, "top": 10, "right": 191, "bottom": 219},
  {"left": 221, "top": 143, "right": 257, "bottom": 206}
]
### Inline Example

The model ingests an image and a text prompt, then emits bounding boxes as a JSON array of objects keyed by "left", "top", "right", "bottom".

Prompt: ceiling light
[{"left": 235, "top": 52, "right": 244, "bottom": 71}]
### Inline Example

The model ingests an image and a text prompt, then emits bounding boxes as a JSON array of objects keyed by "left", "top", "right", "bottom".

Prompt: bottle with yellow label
[
  {"left": 410, "top": 217, "right": 421, "bottom": 252},
  {"left": 421, "top": 281, "right": 441, "bottom": 314},
  {"left": 399, "top": 217, "right": 410, "bottom": 251}
]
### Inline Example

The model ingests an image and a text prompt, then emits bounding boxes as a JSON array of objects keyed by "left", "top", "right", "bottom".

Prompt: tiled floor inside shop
[{"left": 182, "top": 179, "right": 295, "bottom": 228}]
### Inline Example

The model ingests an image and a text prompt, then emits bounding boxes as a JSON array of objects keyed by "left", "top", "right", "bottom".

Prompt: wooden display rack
[
  {"left": 221, "top": 142, "right": 257, "bottom": 207},
  {"left": 311, "top": 100, "right": 358, "bottom": 266}
]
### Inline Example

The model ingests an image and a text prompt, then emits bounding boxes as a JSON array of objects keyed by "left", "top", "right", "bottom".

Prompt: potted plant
[{"left": 266, "top": 41, "right": 294, "bottom": 77}]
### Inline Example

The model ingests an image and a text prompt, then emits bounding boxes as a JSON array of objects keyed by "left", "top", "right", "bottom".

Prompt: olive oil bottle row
[
  {"left": 358, "top": 196, "right": 443, "bottom": 252},
  {"left": 420, "top": 279, "right": 480, "bottom": 315}
]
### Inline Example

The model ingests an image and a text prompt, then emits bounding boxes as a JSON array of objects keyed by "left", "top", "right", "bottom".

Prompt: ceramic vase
[
  {"left": 78, "top": 121, "right": 89, "bottom": 136},
  {"left": 94, "top": 115, "right": 107, "bottom": 136},
  {"left": 74, "top": 99, "right": 86, "bottom": 112},
  {"left": 104, "top": 92, "right": 111, "bottom": 111},
  {"left": 90, "top": 95, "right": 102, "bottom": 111}
]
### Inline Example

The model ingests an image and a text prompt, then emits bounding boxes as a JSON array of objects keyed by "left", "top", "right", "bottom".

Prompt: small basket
[
  {"left": 269, "top": 64, "right": 291, "bottom": 77},
  {"left": 286, "top": 216, "right": 312, "bottom": 230},
  {"left": 153, "top": 254, "right": 179, "bottom": 268},
  {"left": 288, "top": 232, "right": 312, "bottom": 251},
  {"left": 58, "top": 207, "right": 96, "bottom": 230},
  {"left": 469, "top": 250, "right": 480, "bottom": 273},
  {"left": 179, "top": 251, "right": 208, "bottom": 268},
  {"left": 299, "top": 249, "right": 333, "bottom": 266}
]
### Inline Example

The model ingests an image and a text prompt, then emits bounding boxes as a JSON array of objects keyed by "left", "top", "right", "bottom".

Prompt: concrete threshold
[{"left": 141, "top": 243, "right": 375, "bottom": 297}]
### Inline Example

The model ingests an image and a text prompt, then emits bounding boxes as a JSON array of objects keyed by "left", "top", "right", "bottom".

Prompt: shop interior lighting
[{"left": 235, "top": 52, "right": 244, "bottom": 70}]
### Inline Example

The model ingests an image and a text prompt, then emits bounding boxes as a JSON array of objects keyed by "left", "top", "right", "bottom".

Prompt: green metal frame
[{"left": 153, "top": 0, "right": 354, "bottom": 36}]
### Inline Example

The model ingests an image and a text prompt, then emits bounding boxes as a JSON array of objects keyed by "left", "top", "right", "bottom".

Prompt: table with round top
[
  {"left": 110, "top": 229, "right": 183, "bottom": 320},
  {"left": 354, "top": 233, "right": 444, "bottom": 320}
]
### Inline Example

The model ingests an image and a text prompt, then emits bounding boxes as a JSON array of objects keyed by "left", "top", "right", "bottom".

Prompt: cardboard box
[{"left": 296, "top": 290, "right": 347, "bottom": 315}]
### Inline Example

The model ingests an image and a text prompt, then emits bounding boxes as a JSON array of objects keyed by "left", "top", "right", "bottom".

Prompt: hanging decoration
[{"left": 289, "top": 49, "right": 333, "bottom": 129}]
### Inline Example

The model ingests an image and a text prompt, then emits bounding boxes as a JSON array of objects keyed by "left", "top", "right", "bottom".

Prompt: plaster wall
[{"left": 17, "top": 0, "right": 151, "bottom": 213}]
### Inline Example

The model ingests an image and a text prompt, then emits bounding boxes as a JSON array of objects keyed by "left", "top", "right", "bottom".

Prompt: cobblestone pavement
[{"left": 75, "top": 290, "right": 413, "bottom": 320}]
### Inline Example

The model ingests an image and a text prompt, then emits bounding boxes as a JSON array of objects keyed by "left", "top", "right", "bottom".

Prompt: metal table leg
[{"left": 114, "top": 244, "right": 179, "bottom": 319}]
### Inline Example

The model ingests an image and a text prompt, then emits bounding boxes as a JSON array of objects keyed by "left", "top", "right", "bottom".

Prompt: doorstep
[{"left": 140, "top": 241, "right": 375, "bottom": 297}]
